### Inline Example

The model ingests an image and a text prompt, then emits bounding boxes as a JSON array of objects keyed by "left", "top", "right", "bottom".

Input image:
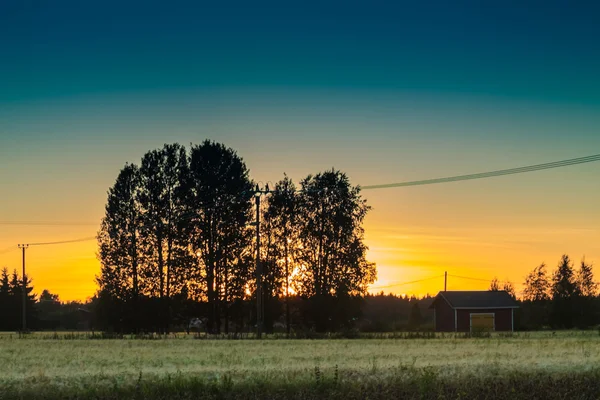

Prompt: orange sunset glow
[{"left": 1, "top": 152, "right": 599, "bottom": 302}]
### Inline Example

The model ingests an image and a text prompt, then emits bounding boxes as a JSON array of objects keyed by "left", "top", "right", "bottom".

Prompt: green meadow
[{"left": 1, "top": 331, "right": 599, "bottom": 399}]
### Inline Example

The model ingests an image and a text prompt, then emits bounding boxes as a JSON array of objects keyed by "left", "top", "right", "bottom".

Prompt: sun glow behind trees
[{"left": 96, "top": 141, "right": 375, "bottom": 333}]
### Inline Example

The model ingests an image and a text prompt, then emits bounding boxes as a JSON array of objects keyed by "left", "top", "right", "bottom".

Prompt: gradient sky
[{"left": 1, "top": 0, "right": 599, "bottom": 301}]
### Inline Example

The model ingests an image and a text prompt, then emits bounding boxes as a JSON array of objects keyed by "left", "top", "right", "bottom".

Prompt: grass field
[{"left": 1, "top": 331, "right": 599, "bottom": 399}]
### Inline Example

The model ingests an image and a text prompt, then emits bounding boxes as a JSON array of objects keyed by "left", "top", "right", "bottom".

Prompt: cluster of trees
[
  {"left": 96, "top": 141, "right": 376, "bottom": 333},
  {"left": 0, "top": 269, "right": 90, "bottom": 331},
  {"left": 360, "top": 293, "right": 434, "bottom": 332},
  {"left": 517, "top": 255, "right": 598, "bottom": 329},
  {"left": 0, "top": 268, "right": 36, "bottom": 330},
  {"left": 488, "top": 277, "right": 516, "bottom": 299},
  {"left": 36, "top": 290, "right": 93, "bottom": 331}
]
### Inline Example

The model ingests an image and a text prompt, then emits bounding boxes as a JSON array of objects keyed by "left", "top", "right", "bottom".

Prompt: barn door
[{"left": 470, "top": 313, "right": 495, "bottom": 332}]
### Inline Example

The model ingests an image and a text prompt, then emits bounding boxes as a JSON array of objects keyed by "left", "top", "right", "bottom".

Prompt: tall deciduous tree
[
  {"left": 295, "top": 169, "right": 376, "bottom": 331},
  {"left": 97, "top": 163, "right": 142, "bottom": 331},
  {"left": 186, "top": 140, "right": 254, "bottom": 333},
  {"left": 522, "top": 263, "right": 550, "bottom": 301},
  {"left": 489, "top": 277, "right": 500, "bottom": 291},
  {"left": 264, "top": 175, "right": 299, "bottom": 334},
  {"left": 502, "top": 281, "right": 516, "bottom": 300},
  {"left": 138, "top": 144, "right": 189, "bottom": 332}
]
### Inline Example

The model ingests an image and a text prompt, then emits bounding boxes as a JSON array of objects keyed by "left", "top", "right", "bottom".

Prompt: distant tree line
[
  {"left": 0, "top": 268, "right": 36, "bottom": 331},
  {"left": 517, "top": 254, "right": 599, "bottom": 329},
  {"left": 95, "top": 141, "right": 376, "bottom": 334},
  {"left": 0, "top": 269, "right": 92, "bottom": 331}
]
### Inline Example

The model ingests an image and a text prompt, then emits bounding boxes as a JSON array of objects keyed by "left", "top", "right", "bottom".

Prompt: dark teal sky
[
  {"left": 2, "top": 0, "right": 600, "bottom": 216},
  {"left": 1, "top": 0, "right": 599, "bottom": 103}
]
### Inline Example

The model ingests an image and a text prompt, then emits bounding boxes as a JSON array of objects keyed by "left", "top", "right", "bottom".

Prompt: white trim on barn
[
  {"left": 454, "top": 309, "right": 457, "bottom": 332},
  {"left": 438, "top": 292, "right": 454, "bottom": 308},
  {"left": 511, "top": 309, "right": 514, "bottom": 332}
]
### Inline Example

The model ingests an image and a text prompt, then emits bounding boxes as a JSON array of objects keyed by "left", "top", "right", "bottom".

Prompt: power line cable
[
  {"left": 448, "top": 274, "right": 494, "bottom": 283},
  {"left": 448, "top": 274, "right": 518, "bottom": 285},
  {"left": 0, "top": 245, "right": 18, "bottom": 255},
  {"left": 28, "top": 236, "right": 97, "bottom": 246},
  {"left": 3, "top": 153, "right": 599, "bottom": 227},
  {"left": 370, "top": 274, "right": 443, "bottom": 290},
  {"left": 361, "top": 154, "right": 600, "bottom": 190},
  {"left": 0, "top": 221, "right": 99, "bottom": 226}
]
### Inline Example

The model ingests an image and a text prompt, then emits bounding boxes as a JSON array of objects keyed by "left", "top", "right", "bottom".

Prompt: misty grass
[{"left": 1, "top": 333, "right": 599, "bottom": 399}]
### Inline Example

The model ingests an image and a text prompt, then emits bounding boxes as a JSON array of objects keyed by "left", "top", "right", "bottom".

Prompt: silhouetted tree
[
  {"left": 521, "top": 263, "right": 550, "bottom": 329},
  {"left": 502, "top": 281, "right": 517, "bottom": 300},
  {"left": 577, "top": 258, "right": 597, "bottom": 298},
  {"left": 294, "top": 169, "right": 376, "bottom": 331},
  {"left": 523, "top": 263, "right": 550, "bottom": 302},
  {"left": 576, "top": 258, "right": 597, "bottom": 327},
  {"left": 489, "top": 277, "right": 500, "bottom": 291},
  {"left": 185, "top": 141, "right": 254, "bottom": 333},
  {"left": 97, "top": 163, "right": 142, "bottom": 332},
  {"left": 262, "top": 175, "right": 299, "bottom": 333},
  {"left": 0, "top": 268, "right": 11, "bottom": 330},
  {"left": 37, "top": 290, "right": 62, "bottom": 330},
  {"left": 7, "top": 270, "right": 36, "bottom": 331},
  {"left": 550, "top": 255, "right": 580, "bottom": 328},
  {"left": 137, "top": 143, "right": 189, "bottom": 332}
]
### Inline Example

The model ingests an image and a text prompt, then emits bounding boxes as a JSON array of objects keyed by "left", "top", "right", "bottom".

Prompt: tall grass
[{"left": 4, "top": 368, "right": 600, "bottom": 399}]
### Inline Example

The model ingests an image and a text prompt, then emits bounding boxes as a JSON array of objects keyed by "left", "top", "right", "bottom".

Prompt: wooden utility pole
[
  {"left": 252, "top": 184, "right": 276, "bottom": 339},
  {"left": 285, "top": 236, "right": 290, "bottom": 337},
  {"left": 444, "top": 271, "right": 447, "bottom": 291},
  {"left": 18, "top": 244, "right": 29, "bottom": 332},
  {"left": 255, "top": 189, "right": 263, "bottom": 339}
]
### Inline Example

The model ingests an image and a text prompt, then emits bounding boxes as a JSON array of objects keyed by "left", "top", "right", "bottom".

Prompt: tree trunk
[
  {"left": 165, "top": 228, "right": 172, "bottom": 334},
  {"left": 131, "top": 208, "right": 138, "bottom": 334},
  {"left": 284, "top": 230, "right": 290, "bottom": 336},
  {"left": 224, "top": 260, "right": 229, "bottom": 334}
]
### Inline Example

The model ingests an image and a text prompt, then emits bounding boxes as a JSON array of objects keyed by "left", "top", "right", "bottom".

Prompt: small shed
[{"left": 429, "top": 291, "right": 518, "bottom": 332}]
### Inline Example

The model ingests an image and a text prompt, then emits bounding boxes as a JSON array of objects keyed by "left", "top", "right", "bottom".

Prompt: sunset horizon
[{"left": 1, "top": 147, "right": 598, "bottom": 302}]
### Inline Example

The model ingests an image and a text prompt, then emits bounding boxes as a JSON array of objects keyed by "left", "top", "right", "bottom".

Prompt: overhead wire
[
  {"left": 370, "top": 274, "right": 443, "bottom": 290},
  {"left": 361, "top": 153, "right": 600, "bottom": 190},
  {"left": 2, "top": 153, "right": 599, "bottom": 228},
  {"left": 0, "top": 245, "right": 18, "bottom": 255},
  {"left": 447, "top": 274, "right": 522, "bottom": 293},
  {"left": 28, "top": 237, "right": 97, "bottom": 246},
  {"left": 448, "top": 274, "right": 515, "bottom": 284},
  {"left": 0, "top": 221, "right": 98, "bottom": 226}
]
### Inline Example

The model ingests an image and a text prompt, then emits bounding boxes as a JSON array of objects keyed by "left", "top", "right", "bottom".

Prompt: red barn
[{"left": 429, "top": 291, "right": 518, "bottom": 332}]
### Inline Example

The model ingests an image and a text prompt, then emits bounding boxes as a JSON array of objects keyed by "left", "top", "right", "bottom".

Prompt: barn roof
[{"left": 430, "top": 291, "right": 519, "bottom": 309}]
